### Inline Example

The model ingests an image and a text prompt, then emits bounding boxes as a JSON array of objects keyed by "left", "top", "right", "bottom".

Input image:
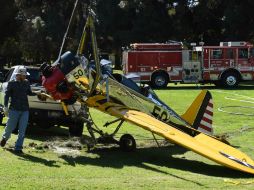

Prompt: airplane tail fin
[{"left": 181, "top": 90, "right": 213, "bottom": 135}]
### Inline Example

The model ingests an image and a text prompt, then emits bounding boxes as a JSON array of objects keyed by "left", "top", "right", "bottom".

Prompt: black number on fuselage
[
  {"left": 152, "top": 105, "right": 169, "bottom": 122},
  {"left": 73, "top": 69, "right": 84, "bottom": 79}
]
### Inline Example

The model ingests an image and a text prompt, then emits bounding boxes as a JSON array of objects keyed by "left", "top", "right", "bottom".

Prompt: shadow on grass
[
  {"left": 1, "top": 120, "right": 70, "bottom": 141},
  {"left": 5, "top": 148, "right": 60, "bottom": 168},
  {"left": 59, "top": 145, "right": 253, "bottom": 180},
  {"left": 26, "top": 125, "right": 69, "bottom": 141},
  {"left": 19, "top": 126, "right": 254, "bottom": 179}
]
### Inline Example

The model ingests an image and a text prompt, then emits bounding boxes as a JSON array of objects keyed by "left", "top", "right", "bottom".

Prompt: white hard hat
[{"left": 15, "top": 66, "right": 30, "bottom": 76}]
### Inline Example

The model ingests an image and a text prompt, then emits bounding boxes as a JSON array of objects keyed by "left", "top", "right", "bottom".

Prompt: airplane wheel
[{"left": 119, "top": 134, "right": 136, "bottom": 152}]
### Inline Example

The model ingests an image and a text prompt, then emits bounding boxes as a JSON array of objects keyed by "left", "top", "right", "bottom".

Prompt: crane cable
[{"left": 57, "top": 0, "right": 79, "bottom": 62}]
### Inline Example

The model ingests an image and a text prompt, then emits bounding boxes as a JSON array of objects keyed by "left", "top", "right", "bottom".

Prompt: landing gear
[
  {"left": 83, "top": 112, "right": 137, "bottom": 151},
  {"left": 119, "top": 134, "right": 136, "bottom": 152},
  {"left": 71, "top": 105, "right": 137, "bottom": 151}
]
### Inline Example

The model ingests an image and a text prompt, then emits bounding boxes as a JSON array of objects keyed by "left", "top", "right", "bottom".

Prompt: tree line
[{"left": 0, "top": 0, "right": 254, "bottom": 68}]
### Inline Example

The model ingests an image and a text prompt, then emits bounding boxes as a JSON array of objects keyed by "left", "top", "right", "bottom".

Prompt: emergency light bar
[{"left": 220, "top": 41, "right": 247, "bottom": 47}]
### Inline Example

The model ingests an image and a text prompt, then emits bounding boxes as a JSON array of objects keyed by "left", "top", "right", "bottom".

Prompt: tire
[
  {"left": 221, "top": 72, "right": 239, "bottom": 88},
  {"left": 69, "top": 122, "right": 84, "bottom": 137},
  {"left": 119, "top": 134, "right": 136, "bottom": 152},
  {"left": 151, "top": 72, "right": 169, "bottom": 88},
  {"left": 36, "top": 123, "right": 54, "bottom": 129}
]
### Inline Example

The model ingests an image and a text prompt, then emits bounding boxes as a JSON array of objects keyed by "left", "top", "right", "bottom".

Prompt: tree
[
  {"left": 0, "top": 0, "right": 18, "bottom": 44},
  {"left": 15, "top": 0, "right": 86, "bottom": 63},
  {"left": 1, "top": 0, "right": 254, "bottom": 67},
  {"left": 0, "top": 0, "right": 19, "bottom": 67},
  {"left": 0, "top": 38, "right": 21, "bottom": 67},
  {"left": 222, "top": 0, "right": 254, "bottom": 42}
]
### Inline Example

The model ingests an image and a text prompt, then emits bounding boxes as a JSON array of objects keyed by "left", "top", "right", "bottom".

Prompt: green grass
[{"left": 1, "top": 84, "right": 254, "bottom": 189}]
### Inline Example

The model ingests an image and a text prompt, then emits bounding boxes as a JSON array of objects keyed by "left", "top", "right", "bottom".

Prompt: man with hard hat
[{"left": 0, "top": 66, "right": 35, "bottom": 153}]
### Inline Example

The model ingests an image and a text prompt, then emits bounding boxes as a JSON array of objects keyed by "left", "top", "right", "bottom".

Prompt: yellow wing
[
  {"left": 104, "top": 106, "right": 254, "bottom": 175},
  {"left": 82, "top": 80, "right": 254, "bottom": 174}
]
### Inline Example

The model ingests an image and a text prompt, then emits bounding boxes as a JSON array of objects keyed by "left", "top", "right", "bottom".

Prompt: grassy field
[{"left": 1, "top": 84, "right": 254, "bottom": 189}]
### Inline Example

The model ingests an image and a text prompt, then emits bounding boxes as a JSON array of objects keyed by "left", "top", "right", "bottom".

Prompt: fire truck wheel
[
  {"left": 222, "top": 72, "right": 239, "bottom": 88},
  {"left": 151, "top": 73, "right": 169, "bottom": 88}
]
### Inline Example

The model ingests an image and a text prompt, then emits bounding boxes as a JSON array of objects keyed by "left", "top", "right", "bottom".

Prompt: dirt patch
[
  {"left": 27, "top": 134, "right": 175, "bottom": 156},
  {"left": 53, "top": 147, "right": 81, "bottom": 156},
  {"left": 28, "top": 135, "right": 95, "bottom": 156},
  {"left": 216, "top": 126, "right": 254, "bottom": 140}
]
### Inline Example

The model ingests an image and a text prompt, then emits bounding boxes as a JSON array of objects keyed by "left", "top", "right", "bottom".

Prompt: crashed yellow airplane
[{"left": 38, "top": 9, "right": 254, "bottom": 175}]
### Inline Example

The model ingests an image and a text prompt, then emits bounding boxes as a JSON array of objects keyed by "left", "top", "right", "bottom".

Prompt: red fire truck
[{"left": 122, "top": 41, "right": 254, "bottom": 88}]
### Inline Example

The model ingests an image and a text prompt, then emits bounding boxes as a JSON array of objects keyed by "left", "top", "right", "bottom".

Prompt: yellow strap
[{"left": 61, "top": 101, "right": 69, "bottom": 115}]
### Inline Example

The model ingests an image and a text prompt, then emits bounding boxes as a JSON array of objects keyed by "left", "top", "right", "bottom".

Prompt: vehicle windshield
[{"left": 4, "top": 68, "right": 14, "bottom": 82}]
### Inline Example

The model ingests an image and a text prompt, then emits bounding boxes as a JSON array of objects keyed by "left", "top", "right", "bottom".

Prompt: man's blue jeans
[{"left": 2, "top": 110, "right": 29, "bottom": 151}]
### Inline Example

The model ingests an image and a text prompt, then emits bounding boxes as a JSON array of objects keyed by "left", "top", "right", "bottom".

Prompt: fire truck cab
[
  {"left": 197, "top": 41, "right": 254, "bottom": 87},
  {"left": 123, "top": 41, "right": 254, "bottom": 88}
]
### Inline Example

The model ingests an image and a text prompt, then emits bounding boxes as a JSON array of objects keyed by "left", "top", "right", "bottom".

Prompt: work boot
[{"left": 0, "top": 138, "right": 7, "bottom": 147}]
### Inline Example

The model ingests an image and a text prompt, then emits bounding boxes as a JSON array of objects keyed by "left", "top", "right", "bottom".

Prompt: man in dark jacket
[{"left": 0, "top": 66, "right": 35, "bottom": 153}]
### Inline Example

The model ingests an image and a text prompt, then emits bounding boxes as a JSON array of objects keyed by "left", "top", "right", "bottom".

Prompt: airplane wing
[{"left": 98, "top": 104, "right": 254, "bottom": 175}]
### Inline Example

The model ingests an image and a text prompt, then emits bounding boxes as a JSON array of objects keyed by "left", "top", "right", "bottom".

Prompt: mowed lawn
[{"left": 1, "top": 84, "right": 254, "bottom": 189}]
